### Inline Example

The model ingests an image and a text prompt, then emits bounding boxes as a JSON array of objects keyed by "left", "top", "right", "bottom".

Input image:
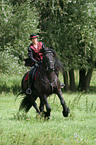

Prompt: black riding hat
[{"left": 30, "top": 34, "right": 37, "bottom": 40}]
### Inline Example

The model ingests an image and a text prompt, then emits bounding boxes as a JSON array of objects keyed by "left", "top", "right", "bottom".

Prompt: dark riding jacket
[
  {"left": 28, "top": 42, "right": 46, "bottom": 65},
  {"left": 25, "top": 42, "right": 59, "bottom": 77}
]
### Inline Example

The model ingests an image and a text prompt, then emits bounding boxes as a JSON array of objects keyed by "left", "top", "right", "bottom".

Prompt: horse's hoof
[
  {"left": 62, "top": 108, "right": 70, "bottom": 117},
  {"left": 44, "top": 112, "right": 51, "bottom": 119},
  {"left": 47, "top": 116, "right": 51, "bottom": 119}
]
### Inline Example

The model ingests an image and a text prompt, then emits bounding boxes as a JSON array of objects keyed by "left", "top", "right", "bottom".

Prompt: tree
[
  {"left": 34, "top": 0, "right": 96, "bottom": 91},
  {"left": 0, "top": 0, "right": 40, "bottom": 73}
]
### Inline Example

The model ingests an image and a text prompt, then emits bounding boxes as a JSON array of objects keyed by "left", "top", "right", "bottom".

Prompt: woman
[
  {"left": 26, "top": 34, "right": 64, "bottom": 94},
  {"left": 26, "top": 34, "right": 47, "bottom": 94}
]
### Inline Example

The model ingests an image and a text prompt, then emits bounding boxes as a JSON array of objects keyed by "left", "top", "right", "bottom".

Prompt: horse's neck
[
  {"left": 40, "top": 66, "right": 57, "bottom": 82},
  {"left": 46, "top": 71, "right": 57, "bottom": 82}
]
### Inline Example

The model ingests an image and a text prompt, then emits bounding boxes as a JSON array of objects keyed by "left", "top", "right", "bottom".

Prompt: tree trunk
[
  {"left": 78, "top": 68, "right": 93, "bottom": 91},
  {"left": 69, "top": 69, "right": 75, "bottom": 91},
  {"left": 78, "top": 69, "right": 86, "bottom": 91},
  {"left": 84, "top": 69, "right": 93, "bottom": 90},
  {"left": 63, "top": 71, "right": 69, "bottom": 91}
]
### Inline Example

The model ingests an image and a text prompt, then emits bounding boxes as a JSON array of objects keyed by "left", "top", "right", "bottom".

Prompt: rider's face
[{"left": 32, "top": 38, "right": 37, "bottom": 44}]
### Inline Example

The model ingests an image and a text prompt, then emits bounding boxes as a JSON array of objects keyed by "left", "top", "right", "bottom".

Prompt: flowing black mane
[{"left": 43, "top": 48, "right": 63, "bottom": 72}]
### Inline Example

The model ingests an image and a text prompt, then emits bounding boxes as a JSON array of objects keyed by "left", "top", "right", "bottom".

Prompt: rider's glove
[
  {"left": 35, "top": 63, "right": 39, "bottom": 67},
  {"left": 40, "top": 59, "right": 43, "bottom": 63}
]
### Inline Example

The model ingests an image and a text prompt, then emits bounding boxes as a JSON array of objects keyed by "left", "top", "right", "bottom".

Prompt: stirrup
[
  {"left": 26, "top": 88, "right": 32, "bottom": 94},
  {"left": 60, "top": 82, "right": 65, "bottom": 88}
]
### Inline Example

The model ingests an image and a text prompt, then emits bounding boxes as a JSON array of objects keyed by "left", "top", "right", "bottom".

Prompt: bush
[{"left": 0, "top": 46, "right": 28, "bottom": 74}]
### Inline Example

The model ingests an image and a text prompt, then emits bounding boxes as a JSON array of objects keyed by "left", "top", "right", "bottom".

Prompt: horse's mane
[{"left": 46, "top": 48, "right": 64, "bottom": 72}]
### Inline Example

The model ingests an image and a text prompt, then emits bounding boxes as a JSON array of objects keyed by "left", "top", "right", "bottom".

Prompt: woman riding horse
[
  {"left": 20, "top": 46, "right": 70, "bottom": 118},
  {"left": 26, "top": 34, "right": 64, "bottom": 94}
]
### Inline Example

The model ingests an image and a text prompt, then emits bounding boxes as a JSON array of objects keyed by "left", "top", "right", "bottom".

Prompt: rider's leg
[{"left": 26, "top": 67, "right": 34, "bottom": 94}]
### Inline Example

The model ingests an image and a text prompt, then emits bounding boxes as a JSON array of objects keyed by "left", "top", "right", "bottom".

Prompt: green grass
[
  {"left": 0, "top": 70, "right": 96, "bottom": 144},
  {"left": 0, "top": 92, "right": 96, "bottom": 145}
]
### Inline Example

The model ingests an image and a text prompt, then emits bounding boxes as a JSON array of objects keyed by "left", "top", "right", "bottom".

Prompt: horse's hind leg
[
  {"left": 39, "top": 100, "right": 44, "bottom": 113},
  {"left": 19, "top": 95, "right": 40, "bottom": 114},
  {"left": 40, "top": 95, "right": 51, "bottom": 118},
  {"left": 57, "top": 89, "right": 70, "bottom": 117}
]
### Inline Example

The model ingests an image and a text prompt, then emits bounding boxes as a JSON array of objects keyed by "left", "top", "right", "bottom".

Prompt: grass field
[{"left": 0, "top": 70, "right": 96, "bottom": 145}]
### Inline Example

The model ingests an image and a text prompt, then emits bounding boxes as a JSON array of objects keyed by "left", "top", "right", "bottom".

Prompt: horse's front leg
[
  {"left": 57, "top": 89, "right": 70, "bottom": 117},
  {"left": 33, "top": 101, "right": 40, "bottom": 115},
  {"left": 39, "top": 100, "right": 44, "bottom": 113},
  {"left": 40, "top": 95, "right": 51, "bottom": 118}
]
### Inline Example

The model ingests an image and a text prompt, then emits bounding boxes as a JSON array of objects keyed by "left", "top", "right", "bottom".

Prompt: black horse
[{"left": 19, "top": 48, "right": 69, "bottom": 118}]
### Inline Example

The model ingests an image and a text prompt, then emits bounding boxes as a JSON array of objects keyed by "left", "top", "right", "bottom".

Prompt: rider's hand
[
  {"left": 35, "top": 63, "right": 39, "bottom": 67},
  {"left": 38, "top": 60, "right": 42, "bottom": 64},
  {"left": 40, "top": 59, "right": 43, "bottom": 63}
]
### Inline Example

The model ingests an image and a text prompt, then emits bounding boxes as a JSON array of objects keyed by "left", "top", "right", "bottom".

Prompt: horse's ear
[
  {"left": 41, "top": 47, "right": 50, "bottom": 54},
  {"left": 48, "top": 48, "right": 57, "bottom": 56},
  {"left": 43, "top": 47, "right": 49, "bottom": 52}
]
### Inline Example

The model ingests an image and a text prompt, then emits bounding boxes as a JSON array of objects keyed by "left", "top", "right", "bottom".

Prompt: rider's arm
[
  {"left": 28, "top": 46, "right": 38, "bottom": 63},
  {"left": 42, "top": 42, "right": 49, "bottom": 51}
]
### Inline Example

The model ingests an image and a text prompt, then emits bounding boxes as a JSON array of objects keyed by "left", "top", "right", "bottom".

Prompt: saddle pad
[
  {"left": 34, "top": 68, "right": 40, "bottom": 81},
  {"left": 24, "top": 72, "right": 29, "bottom": 81},
  {"left": 24, "top": 67, "right": 40, "bottom": 81}
]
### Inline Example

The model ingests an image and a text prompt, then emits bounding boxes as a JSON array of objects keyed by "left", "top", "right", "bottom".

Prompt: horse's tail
[{"left": 15, "top": 91, "right": 24, "bottom": 102}]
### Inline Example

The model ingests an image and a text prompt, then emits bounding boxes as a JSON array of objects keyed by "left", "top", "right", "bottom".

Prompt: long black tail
[
  {"left": 19, "top": 95, "right": 33, "bottom": 112},
  {"left": 15, "top": 91, "right": 24, "bottom": 102}
]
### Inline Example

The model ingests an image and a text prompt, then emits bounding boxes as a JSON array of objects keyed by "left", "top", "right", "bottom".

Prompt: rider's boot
[{"left": 60, "top": 82, "right": 65, "bottom": 88}]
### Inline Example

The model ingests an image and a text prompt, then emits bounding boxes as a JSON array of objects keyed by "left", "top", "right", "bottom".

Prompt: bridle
[
  {"left": 42, "top": 51, "right": 55, "bottom": 71},
  {"left": 40, "top": 50, "right": 57, "bottom": 91}
]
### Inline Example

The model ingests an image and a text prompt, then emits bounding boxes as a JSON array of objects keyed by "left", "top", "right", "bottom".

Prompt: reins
[
  {"left": 41, "top": 77, "right": 57, "bottom": 91},
  {"left": 43, "top": 50, "right": 52, "bottom": 55},
  {"left": 42, "top": 50, "right": 55, "bottom": 71}
]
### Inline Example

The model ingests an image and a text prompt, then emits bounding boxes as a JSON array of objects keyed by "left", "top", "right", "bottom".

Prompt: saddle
[{"left": 24, "top": 67, "right": 40, "bottom": 82}]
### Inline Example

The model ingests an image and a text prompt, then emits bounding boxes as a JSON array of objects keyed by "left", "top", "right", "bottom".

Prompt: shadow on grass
[
  {"left": 62, "top": 86, "right": 96, "bottom": 94},
  {"left": 0, "top": 85, "right": 96, "bottom": 94},
  {"left": 89, "top": 86, "right": 96, "bottom": 93}
]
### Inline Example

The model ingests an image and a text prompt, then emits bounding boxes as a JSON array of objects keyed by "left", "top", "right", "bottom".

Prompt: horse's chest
[{"left": 42, "top": 77, "right": 57, "bottom": 92}]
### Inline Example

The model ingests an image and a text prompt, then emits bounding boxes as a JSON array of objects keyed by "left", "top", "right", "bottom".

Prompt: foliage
[
  {"left": 0, "top": 0, "right": 95, "bottom": 91},
  {"left": 1, "top": 0, "right": 95, "bottom": 70},
  {"left": 30, "top": 0, "right": 96, "bottom": 91},
  {"left": 36, "top": 0, "right": 96, "bottom": 70},
  {"left": 0, "top": 46, "right": 27, "bottom": 74},
  {"left": 0, "top": 0, "right": 40, "bottom": 73}
]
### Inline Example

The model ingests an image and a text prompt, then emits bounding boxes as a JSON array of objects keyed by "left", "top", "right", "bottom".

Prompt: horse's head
[{"left": 43, "top": 49, "right": 56, "bottom": 71}]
